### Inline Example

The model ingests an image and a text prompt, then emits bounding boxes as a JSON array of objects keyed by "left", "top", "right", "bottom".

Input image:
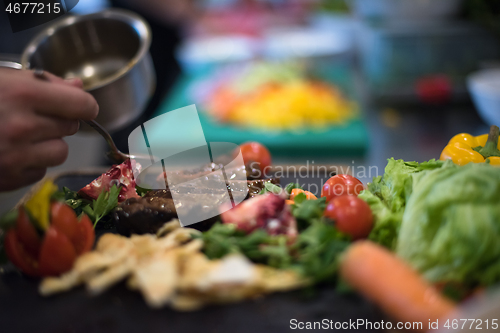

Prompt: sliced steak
[{"left": 114, "top": 178, "right": 280, "bottom": 235}]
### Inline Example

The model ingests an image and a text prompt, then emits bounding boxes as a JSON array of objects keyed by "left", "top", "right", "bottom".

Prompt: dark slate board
[{"left": 0, "top": 173, "right": 384, "bottom": 333}]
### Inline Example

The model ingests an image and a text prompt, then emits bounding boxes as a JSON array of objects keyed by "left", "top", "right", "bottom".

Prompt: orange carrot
[
  {"left": 285, "top": 199, "right": 294, "bottom": 205},
  {"left": 340, "top": 241, "right": 456, "bottom": 329},
  {"left": 290, "top": 189, "right": 317, "bottom": 200},
  {"left": 304, "top": 191, "right": 317, "bottom": 200},
  {"left": 290, "top": 188, "right": 305, "bottom": 200}
]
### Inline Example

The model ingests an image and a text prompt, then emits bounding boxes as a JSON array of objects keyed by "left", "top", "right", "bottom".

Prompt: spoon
[
  {"left": 83, "top": 119, "right": 154, "bottom": 163},
  {"left": 33, "top": 69, "right": 153, "bottom": 164}
]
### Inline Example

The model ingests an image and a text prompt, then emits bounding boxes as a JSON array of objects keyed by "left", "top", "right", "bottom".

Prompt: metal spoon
[
  {"left": 83, "top": 119, "right": 154, "bottom": 163},
  {"left": 34, "top": 69, "right": 153, "bottom": 164}
]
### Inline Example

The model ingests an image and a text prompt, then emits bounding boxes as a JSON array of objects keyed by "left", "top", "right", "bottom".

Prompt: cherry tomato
[
  {"left": 321, "top": 175, "right": 364, "bottom": 202},
  {"left": 75, "top": 214, "right": 95, "bottom": 254},
  {"left": 5, "top": 202, "right": 95, "bottom": 276},
  {"left": 239, "top": 142, "right": 272, "bottom": 172},
  {"left": 51, "top": 202, "right": 95, "bottom": 255},
  {"left": 15, "top": 208, "right": 41, "bottom": 258},
  {"left": 4, "top": 229, "right": 39, "bottom": 276},
  {"left": 51, "top": 202, "right": 79, "bottom": 243},
  {"left": 38, "top": 227, "right": 77, "bottom": 276},
  {"left": 324, "top": 195, "right": 373, "bottom": 240}
]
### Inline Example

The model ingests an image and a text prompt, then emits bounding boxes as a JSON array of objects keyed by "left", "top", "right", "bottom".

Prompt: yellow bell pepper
[
  {"left": 24, "top": 180, "right": 57, "bottom": 230},
  {"left": 440, "top": 125, "right": 500, "bottom": 166}
]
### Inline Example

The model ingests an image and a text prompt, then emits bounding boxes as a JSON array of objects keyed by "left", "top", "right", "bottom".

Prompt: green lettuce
[
  {"left": 397, "top": 163, "right": 500, "bottom": 287},
  {"left": 358, "top": 190, "right": 403, "bottom": 250},
  {"left": 359, "top": 158, "right": 445, "bottom": 249}
]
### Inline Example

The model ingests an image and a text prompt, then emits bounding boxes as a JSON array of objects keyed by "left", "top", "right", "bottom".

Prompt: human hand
[{"left": 0, "top": 68, "right": 99, "bottom": 191}]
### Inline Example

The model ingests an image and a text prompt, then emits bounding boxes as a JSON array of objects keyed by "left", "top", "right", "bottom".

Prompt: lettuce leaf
[
  {"left": 358, "top": 190, "right": 403, "bottom": 250},
  {"left": 397, "top": 163, "right": 500, "bottom": 287},
  {"left": 359, "top": 158, "right": 445, "bottom": 249}
]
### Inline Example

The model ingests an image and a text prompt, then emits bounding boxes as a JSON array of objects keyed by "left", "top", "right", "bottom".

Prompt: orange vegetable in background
[
  {"left": 207, "top": 85, "right": 241, "bottom": 122},
  {"left": 340, "top": 241, "right": 456, "bottom": 328}
]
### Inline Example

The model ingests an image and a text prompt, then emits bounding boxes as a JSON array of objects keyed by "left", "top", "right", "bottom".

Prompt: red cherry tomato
[
  {"left": 324, "top": 195, "right": 373, "bottom": 240},
  {"left": 5, "top": 202, "right": 95, "bottom": 276},
  {"left": 38, "top": 227, "right": 77, "bottom": 276},
  {"left": 75, "top": 214, "right": 95, "bottom": 254},
  {"left": 51, "top": 202, "right": 79, "bottom": 244},
  {"left": 321, "top": 174, "right": 364, "bottom": 202},
  {"left": 51, "top": 202, "right": 94, "bottom": 255},
  {"left": 14, "top": 208, "right": 41, "bottom": 258},
  {"left": 4, "top": 229, "right": 39, "bottom": 276},
  {"left": 239, "top": 142, "right": 272, "bottom": 171}
]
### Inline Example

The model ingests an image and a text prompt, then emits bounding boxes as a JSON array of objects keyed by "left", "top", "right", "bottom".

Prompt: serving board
[
  {"left": 152, "top": 64, "right": 369, "bottom": 159},
  {"left": 0, "top": 172, "right": 384, "bottom": 333}
]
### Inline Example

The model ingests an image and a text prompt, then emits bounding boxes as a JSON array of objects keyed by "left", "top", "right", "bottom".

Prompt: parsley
[
  {"left": 199, "top": 223, "right": 293, "bottom": 269},
  {"left": 82, "top": 185, "right": 121, "bottom": 227},
  {"left": 200, "top": 220, "right": 349, "bottom": 283},
  {"left": 54, "top": 185, "right": 121, "bottom": 228},
  {"left": 292, "top": 220, "right": 350, "bottom": 283},
  {"left": 284, "top": 182, "right": 303, "bottom": 194},
  {"left": 292, "top": 196, "right": 327, "bottom": 231},
  {"left": 258, "top": 182, "right": 284, "bottom": 195},
  {"left": 135, "top": 185, "right": 150, "bottom": 197}
]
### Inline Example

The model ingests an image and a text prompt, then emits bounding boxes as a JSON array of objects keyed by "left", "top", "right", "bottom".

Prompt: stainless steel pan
[{"left": 1, "top": 9, "right": 155, "bottom": 132}]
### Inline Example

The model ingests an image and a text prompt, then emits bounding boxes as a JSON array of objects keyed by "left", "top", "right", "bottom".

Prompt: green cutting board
[{"left": 153, "top": 64, "right": 369, "bottom": 159}]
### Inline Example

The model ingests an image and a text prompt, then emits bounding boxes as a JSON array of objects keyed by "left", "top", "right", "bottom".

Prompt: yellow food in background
[{"left": 208, "top": 81, "right": 357, "bottom": 131}]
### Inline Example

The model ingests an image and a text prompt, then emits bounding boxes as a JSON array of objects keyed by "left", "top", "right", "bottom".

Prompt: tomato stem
[{"left": 478, "top": 125, "right": 500, "bottom": 159}]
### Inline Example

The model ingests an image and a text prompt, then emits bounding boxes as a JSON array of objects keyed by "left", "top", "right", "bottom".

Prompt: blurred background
[{"left": 0, "top": 0, "right": 499, "bottom": 212}]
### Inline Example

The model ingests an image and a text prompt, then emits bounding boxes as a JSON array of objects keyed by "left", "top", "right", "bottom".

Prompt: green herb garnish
[
  {"left": 54, "top": 185, "right": 120, "bottom": 228},
  {"left": 285, "top": 182, "right": 303, "bottom": 194},
  {"left": 82, "top": 185, "right": 120, "bottom": 227},
  {"left": 258, "top": 182, "right": 284, "bottom": 195}
]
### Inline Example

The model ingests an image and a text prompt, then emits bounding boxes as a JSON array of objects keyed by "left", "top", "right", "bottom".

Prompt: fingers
[
  {"left": 0, "top": 168, "right": 47, "bottom": 191},
  {"left": 11, "top": 70, "right": 99, "bottom": 120},
  {"left": 21, "top": 168, "right": 48, "bottom": 187},
  {"left": 0, "top": 70, "right": 92, "bottom": 191},
  {"left": 25, "top": 139, "right": 69, "bottom": 168},
  {"left": 39, "top": 71, "right": 84, "bottom": 89},
  {"left": 32, "top": 82, "right": 99, "bottom": 120},
  {"left": 0, "top": 139, "right": 68, "bottom": 173},
  {"left": 29, "top": 116, "right": 80, "bottom": 142},
  {"left": 0, "top": 139, "right": 68, "bottom": 191},
  {"left": 64, "top": 78, "right": 84, "bottom": 89},
  {"left": 0, "top": 112, "right": 80, "bottom": 144}
]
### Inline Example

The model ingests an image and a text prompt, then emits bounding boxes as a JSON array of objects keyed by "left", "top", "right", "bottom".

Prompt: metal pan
[{"left": 0, "top": 9, "right": 155, "bottom": 132}]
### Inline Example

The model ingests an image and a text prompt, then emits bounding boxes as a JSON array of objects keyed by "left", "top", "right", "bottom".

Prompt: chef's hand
[{"left": 0, "top": 68, "right": 99, "bottom": 191}]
